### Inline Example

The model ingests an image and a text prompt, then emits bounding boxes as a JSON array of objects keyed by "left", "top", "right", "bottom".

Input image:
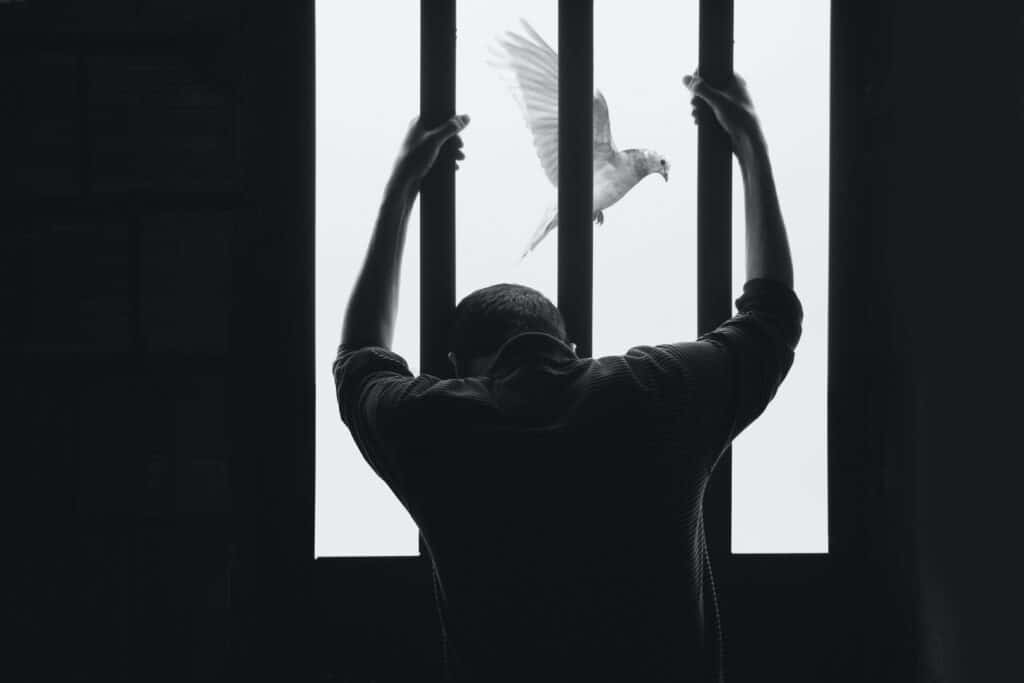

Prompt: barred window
[{"left": 315, "top": 0, "right": 828, "bottom": 558}]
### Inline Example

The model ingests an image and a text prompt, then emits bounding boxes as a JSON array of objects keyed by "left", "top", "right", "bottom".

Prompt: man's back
[
  {"left": 412, "top": 341, "right": 708, "bottom": 680},
  {"left": 335, "top": 278, "right": 802, "bottom": 681}
]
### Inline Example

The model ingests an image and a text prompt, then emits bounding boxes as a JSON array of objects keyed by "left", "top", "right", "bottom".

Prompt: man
[{"left": 335, "top": 72, "right": 801, "bottom": 682}]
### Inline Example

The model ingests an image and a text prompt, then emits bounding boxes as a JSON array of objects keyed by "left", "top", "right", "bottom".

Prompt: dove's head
[
  {"left": 647, "top": 149, "right": 671, "bottom": 181},
  {"left": 447, "top": 283, "right": 575, "bottom": 378},
  {"left": 637, "top": 149, "right": 671, "bottom": 182}
]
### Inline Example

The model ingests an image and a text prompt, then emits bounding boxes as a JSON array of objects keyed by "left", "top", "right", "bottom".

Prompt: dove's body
[
  {"left": 488, "top": 19, "right": 670, "bottom": 260},
  {"left": 597, "top": 152, "right": 639, "bottom": 209},
  {"left": 523, "top": 149, "right": 664, "bottom": 258}
]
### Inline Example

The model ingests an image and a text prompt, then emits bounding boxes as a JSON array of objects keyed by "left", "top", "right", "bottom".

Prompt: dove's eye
[{"left": 660, "top": 160, "right": 666, "bottom": 166}]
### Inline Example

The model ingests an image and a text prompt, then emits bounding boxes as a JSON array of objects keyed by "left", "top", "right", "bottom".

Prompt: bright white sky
[{"left": 315, "top": 0, "right": 829, "bottom": 557}]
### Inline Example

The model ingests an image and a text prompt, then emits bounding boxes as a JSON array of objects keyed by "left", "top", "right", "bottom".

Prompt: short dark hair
[{"left": 448, "top": 283, "right": 567, "bottom": 359}]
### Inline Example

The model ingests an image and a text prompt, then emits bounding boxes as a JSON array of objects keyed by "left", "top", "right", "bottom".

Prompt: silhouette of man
[{"left": 335, "top": 72, "right": 801, "bottom": 682}]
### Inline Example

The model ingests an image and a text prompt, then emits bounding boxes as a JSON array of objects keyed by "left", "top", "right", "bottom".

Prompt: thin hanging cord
[
  {"left": 430, "top": 559, "right": 456, "bottom": 682},
  {"left": 702, "top": 515, "right": 726, "bottom": 682}
]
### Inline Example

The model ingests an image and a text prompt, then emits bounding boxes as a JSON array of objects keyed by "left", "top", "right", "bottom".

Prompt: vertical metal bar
[
  {"left": 697, "top": 0, "right": 734, "bottom": 550},
  {"left": 420, "top": 0, "right": 457, "bottom": 379},
  {"left": 557, "top": 1, "right": 594, "bottom": 359},
  {"left": 697, "top": 5, "right": 734, "bottom": 332},
  {"left": 420, "top": 1, "right": 456, "bottom": 560},
  {"left": 696, "top": 6, "right": 734, "bottom": 680}
]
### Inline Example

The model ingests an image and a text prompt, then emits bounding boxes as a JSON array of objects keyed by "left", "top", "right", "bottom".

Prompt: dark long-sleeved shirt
[{"left": 334, "top": 278, "right": 803, "bottom": 682}]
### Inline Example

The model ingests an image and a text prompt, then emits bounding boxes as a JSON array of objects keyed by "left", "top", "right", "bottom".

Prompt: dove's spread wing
[
  {"left": 489, "top": 20, "right": 559, "bottom": 185},
  {"left": 593, "top": 89, "right": 616, "bottom": 162},
  {"left": 489, "top": 19, "right": 619, "bottom": 187}
]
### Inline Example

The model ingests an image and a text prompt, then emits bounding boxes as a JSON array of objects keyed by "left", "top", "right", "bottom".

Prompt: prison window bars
[{"left": 417, "top": 0, "right": 736, "bottom": 548}]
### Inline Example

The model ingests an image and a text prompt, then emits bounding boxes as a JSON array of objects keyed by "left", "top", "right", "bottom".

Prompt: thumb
[
  {"left": 428, "top": 113, "right": 471, "bottom": 142},
  {"left": 683, "top": 74, "right": 726, "bottom": 108}
]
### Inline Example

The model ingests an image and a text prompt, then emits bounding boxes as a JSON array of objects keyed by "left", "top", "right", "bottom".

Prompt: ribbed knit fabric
[{"left": 335, "top": 278, "right": 802, "bottom": 682}]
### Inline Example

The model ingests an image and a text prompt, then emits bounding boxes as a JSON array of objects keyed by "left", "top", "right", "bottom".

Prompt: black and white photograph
[{"left": 5, "top": 1, "right": 1020, "bottom": 681}]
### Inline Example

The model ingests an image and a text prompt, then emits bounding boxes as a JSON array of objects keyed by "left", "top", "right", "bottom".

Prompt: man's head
[{"left": 447, "top": 283, "right": 571, "bottom": 377}]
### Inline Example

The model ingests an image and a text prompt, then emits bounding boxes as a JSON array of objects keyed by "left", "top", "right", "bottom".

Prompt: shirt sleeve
[
  {"left": 332, "top": 344, "right": 427, "bottom": 499},
  {"left": 639, "top": 278, "right": 803, "bottom": 469}
]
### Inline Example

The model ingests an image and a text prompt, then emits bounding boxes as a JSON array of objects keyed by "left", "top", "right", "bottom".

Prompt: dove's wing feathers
[
  {"left": 489, "top": 23, "right": 560, "bottom": 186},
  {"left": 517, "top": 18, "right": 558, "bottom": 60},
  {"left": 489, "top": 19, "right": 638, "bottom": 260},
  {"left": 593, "top": 89, "right": 617, "bottom": 161},
  {"left": 490, "top": 19, "right": 619, "bottom": 188}
]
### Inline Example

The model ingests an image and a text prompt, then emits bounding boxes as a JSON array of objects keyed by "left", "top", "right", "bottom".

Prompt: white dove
[{"left": 487, "top": 18, "right": 671, "bottom": 260}]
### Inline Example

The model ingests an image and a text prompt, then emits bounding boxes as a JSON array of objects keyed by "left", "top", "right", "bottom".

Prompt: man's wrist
[
  {"left": 735, "top": 130, "right": 769, "bottom": 174},
  {"left": 384, "top": 172, "right": 419, "bottom": 203}
]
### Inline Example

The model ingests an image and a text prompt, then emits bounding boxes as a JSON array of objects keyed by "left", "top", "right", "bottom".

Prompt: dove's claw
[{"left": 593, "top": 210, "right": 604, "bottom": 226}]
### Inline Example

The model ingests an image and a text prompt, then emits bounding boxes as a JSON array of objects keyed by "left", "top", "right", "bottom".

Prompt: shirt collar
[{"left": 487, "top": 331, "right": 579, "bottom": 377}]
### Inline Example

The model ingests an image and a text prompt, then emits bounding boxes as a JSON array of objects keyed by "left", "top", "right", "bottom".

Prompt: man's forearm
[
  {"left": 340, "top": 179, "right": 417, "bottom": 350},
  {"left": 339, "top": 113, "right": 468, "bottom": 351},
  {"left": 737, "top": 134, "right": 794, "bottom": 289}
]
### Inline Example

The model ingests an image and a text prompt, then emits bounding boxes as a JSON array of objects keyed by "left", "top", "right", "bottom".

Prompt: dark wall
[
  {"left": 5, "top": 2, "right": 1019, "bottom": 682},
  {"left": 832, "top": 3, "right": 1021, "bottom": 682},
  {"left": 3, "top": 2, "right": 308, "bottom": 681},
  {"left": 871, "top": 5, "right": 1021, "bottom": 682}
]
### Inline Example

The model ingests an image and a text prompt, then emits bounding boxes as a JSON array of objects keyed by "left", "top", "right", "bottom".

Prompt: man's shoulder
[
  {"left": 333, "top": 344, "right": 411, "bottom": 376},
  {"left": 563, "top": 346, "right": 700, "bottom": 417}
]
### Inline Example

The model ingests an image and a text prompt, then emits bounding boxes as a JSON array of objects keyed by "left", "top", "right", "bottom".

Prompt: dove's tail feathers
[{"left": 520, "top": 206, "right": 559, "bottom": 262}]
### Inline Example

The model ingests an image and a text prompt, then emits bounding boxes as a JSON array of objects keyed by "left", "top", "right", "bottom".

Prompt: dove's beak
[{"left": 660, "top": 169, "right": 669, "bottom": 182}]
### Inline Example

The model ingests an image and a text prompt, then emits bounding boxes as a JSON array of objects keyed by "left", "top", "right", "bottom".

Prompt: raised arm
[
  {"left": 340, "top": 114, "right": 470, "bottom": 350},
  {"left": 684, "top": 73, "right": 793, "bottom": 289},
  {"left": 636, "top": 73, "right": 802, "bottom": 464}
]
